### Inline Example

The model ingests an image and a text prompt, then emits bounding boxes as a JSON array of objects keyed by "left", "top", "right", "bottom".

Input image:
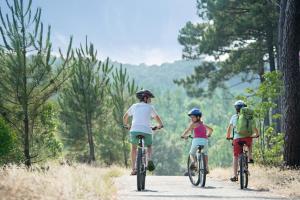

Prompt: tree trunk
[
  {"left": 281, "top": 0, "right": 300, "bottom": 166},
  {"left": 86, "top": 113, "right": 95, "bottom": 163},
  {"left": 24, "top": 112, "right": 31, "bottom": 167},
  {"left": 266, "top": 24, "right": 276, "bottom": 72},
  {"left": 122, "top": 130, "right": 128, "bottom": 167}
]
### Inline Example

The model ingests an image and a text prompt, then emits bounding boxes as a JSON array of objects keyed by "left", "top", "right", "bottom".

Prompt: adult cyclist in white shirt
[{"left": 123, "top": 89, "right": 163, "bottom": 175}]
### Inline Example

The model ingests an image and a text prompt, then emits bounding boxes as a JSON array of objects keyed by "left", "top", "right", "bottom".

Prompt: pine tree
[
  {"left": 176, "top": 0, "right": 278, "bottom": 96},
  {"left": 110, "top": 66, "right": 138, "bottom": 167},
  {"left": 0, "top": 0, "right": 73, "bottom": 166},
  {"left": 59, "top": 39, "right": 112, "bottom": 163}
]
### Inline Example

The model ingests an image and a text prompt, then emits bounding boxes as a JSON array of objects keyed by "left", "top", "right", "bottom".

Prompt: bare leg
[
  {"left": 204, "top": 155, "right": 208, "bottom": 168},
  {"left": 190, "top": 154, "right": 196, "bottom": 163},
  {"left": 131, "top": 144, "right": 137, "bottom": 170},
  {"left": 248, "top": 145, "right": 253, "bottom": 161},
  {"left": 233, "top": 156, "right": 238, "bottom": 177}
]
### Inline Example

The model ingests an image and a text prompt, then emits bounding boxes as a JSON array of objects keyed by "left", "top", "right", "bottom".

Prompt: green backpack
[{"left": 236, "top": 107, "right": 255, "bottom": 137}]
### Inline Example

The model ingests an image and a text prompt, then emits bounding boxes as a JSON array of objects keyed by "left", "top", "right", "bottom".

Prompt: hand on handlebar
[
  {"left": 152, "top": 125, "right": 164, "bottom": 131},
  {"left": 181, "top": 135, "right": 187, "bottom": 139},
  {"left": 226, "top": 136, "right": 233, "bottom": 140},
  {"left": 123, "top": 124, "right": 130, "bottom": 130}
]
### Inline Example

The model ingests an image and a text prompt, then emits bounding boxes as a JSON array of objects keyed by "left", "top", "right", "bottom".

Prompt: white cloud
[{"left": 101, "top": 46, "right": 181, "bottom": 65}]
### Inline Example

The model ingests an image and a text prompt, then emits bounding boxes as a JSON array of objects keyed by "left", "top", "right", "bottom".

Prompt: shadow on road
[
  {"left": 129, "top": 194, "right": 285, "bottom": 199},
  {"left": 132, "top": 189, "right": 159, "bottom": 192},
  {"left": 243, "top": 188, "right": 270, "bottom": 192}
]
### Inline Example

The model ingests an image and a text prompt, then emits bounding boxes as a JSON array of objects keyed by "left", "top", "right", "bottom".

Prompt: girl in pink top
[{"left": 181, "top": 108, "right": 213, "bottom": 172}]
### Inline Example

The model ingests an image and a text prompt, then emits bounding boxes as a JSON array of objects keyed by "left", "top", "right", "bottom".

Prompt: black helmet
[{"left": 136, "top": 89, "right": 155, "bottom": 101}]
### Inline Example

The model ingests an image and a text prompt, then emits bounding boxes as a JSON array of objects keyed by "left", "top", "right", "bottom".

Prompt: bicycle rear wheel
[
  {"left": 199, "top": 153, "right": 206, "bottom": 187},
  {"left": 244, "top": 156, "right": 248, "bottom": 188},
  {"left": 141, "top": 150, "right": 146, "bottom": 190},
  {"left": 239, "top": 154, "right": 248, "bottom": 189},
  {"left": 137, "top": 148, "right": 143, "bottom": 191},
  {"left": 187, "top": 155, "right": 200, "bottom": 186}
]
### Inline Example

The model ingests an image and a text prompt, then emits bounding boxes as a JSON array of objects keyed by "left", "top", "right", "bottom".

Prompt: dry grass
[
  {"left": 210, "top": 165, "right": 300, "bottom": 199},
  {"left": 0, "top": 163, "right": 125, "bottom": 200}
]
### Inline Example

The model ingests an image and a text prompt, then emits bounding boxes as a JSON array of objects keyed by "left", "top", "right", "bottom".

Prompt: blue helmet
[
  {"left": 188, "top": 107, "right": 202, "bottom": 117},
  {"left": 234, "top": 100, "right": 247, "bottom": 110}
]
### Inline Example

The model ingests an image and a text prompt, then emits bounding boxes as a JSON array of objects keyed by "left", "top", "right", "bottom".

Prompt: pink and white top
[{"left": 193, "top": 123, "right": 207, "bottom": 139}]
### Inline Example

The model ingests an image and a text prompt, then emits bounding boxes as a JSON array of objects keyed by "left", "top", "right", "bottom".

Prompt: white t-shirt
[
  {"left": 127, "top": 102, "right": 158, "bottom": 134},
  {"left": 229, "top": 114, "right": 244, "bottom": 139}
]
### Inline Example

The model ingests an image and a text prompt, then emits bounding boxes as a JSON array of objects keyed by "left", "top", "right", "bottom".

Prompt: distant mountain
[
  {"left": 111, "top": 59, "right": 201, "bottom": 91},
  {"left": 111, "top": 59, "right": 259, "bottom": 93}
]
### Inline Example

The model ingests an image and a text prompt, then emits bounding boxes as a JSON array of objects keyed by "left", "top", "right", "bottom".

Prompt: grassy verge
[
  {"left": 0, "top": 164, "right": 124, "bottom": 200},
  {"left": 210, "top": 165, "right": 300, "bottom": 199}
]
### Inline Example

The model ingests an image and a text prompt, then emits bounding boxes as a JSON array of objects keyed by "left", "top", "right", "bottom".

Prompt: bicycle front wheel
[
  {"left": 187, "top": 155, "right": 200, "bottom": 186},
  {"left": 199, "top": 153, "right": 206, "bottom": 187}
]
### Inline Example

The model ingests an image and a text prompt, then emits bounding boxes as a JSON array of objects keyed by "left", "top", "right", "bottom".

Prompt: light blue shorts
[{"left": 189, "top": 138, "right": 208, "bottom": 156}]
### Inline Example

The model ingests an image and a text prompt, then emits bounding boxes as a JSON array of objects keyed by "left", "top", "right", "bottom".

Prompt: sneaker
[
  {"left": 130, "top": 169, "right": 137, "bottom": 176},
  {"left": 248, "top": 159, "right": 254, "bottom": 164},
  {"left": 206, "top": 168, "right": 210, "bottom": 174},
  {"left": 147, "top": 160, "right": 155, "bottom": 171},
  {"left": 230, "top": 176, "right": 238, "bottom": 182}
]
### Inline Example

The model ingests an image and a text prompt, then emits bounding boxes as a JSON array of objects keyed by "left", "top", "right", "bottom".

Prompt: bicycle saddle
[
  {"left": 238, "top": 141, "right": 247, "bottom": 146},
  {"left": 136, "top": 135, "right": 145, "bottom": 139}
]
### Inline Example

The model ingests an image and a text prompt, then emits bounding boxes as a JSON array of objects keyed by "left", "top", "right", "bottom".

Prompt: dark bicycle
[
  {"left": 124, "top": 125, "right": 163, "bottom": 191},
  {"left": 183, "top": 135, "right": 207, "bottom": 187},
  {"left": 228, "top": 137, "right": 257, "bottom": 189}
]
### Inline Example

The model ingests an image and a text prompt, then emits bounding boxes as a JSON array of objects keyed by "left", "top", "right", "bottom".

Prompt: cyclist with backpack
[
  {"left": 181, "top": 108, "right": 213, "bottom": 173},
  {"left": 226, "top": 100, "right": 259, "bottom": 182},
  {"left": 123, "top": 89, "right": 163, "bottom": 176}
]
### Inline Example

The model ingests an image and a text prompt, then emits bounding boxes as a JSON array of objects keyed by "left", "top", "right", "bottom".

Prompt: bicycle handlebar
[
  {"left": 181, "top": 134, "right": 211, "bottom": 139},
  {"left": 226, "top": 135, "right": 259, "bottom": 140},
  {"left": 122, "top": 124, "right": 164, "bottom": 131}
]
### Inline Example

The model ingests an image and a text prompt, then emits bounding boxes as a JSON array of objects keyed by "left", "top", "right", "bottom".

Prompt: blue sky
[{"left": 1, "top": 0, "right": 199, "bottom": 65}]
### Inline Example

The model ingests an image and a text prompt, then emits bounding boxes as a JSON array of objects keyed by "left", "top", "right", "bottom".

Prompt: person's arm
[
  {"left": 204, "top": 124, "right": 213, "bottom": 137},
  {"left": 123, "top": 112, "right": 130, "bottom": 129},
  {"left": 151, "top": 106, "right": 163, "bottom": 128},
  {"left": 252, "top": 127, "right": 260, "bottom": 138},
  {"left": 123, "top": 106, "right": 133, "bottom": 129},
  {"left": 154, "top": 115, "right": 163, "bottom": 128},
  {"left": 226, "top": 124, "right": 233, "bottom": 139},
  {"left": 181, "top": 123, "right": 194, "bottom": 139}
]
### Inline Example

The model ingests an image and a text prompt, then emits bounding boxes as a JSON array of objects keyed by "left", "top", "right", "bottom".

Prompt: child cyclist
[
  {"left": 181, "top": 108, "right": 213, "bottom": 173},
  {"left": 123, "top": 89, "right": 163, "bottom": 176},
  {"left": 226, "top": 100, "right": 259, "bottom": 182}
]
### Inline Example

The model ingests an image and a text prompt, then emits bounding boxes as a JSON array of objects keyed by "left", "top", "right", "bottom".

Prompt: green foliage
[
  {"left": 176, "top": 0, "right": 278, "bottom": 97},
  {"left": 31, "top": 102, "right": 63, "bottom": 162},
  {"left": 0, "top": 118, "right": 22, "bottom": 164}
]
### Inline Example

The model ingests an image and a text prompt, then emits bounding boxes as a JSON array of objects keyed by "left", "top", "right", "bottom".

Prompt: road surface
[{"left": 117, "top": 176, "right": 287, "bottom": 200}]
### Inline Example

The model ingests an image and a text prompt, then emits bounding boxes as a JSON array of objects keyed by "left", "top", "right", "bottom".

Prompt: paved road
[{"left": 117, "top": 176, "right": 287, "bottom": 200}]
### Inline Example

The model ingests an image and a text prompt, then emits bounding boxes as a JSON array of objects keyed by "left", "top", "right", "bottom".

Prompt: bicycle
[
  {"left": 228, "top": 137, "right": 257, "bottom": 189},
  {"left": 124, "top": 125, "right": 163, "bottom": 191},
  {"left": 182, "top": 135, "right": 207, "bottom": 187}
]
